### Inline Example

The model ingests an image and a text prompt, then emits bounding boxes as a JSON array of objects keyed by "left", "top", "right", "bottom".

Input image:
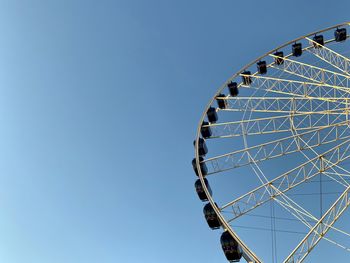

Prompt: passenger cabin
[
  {"left": 228, "top": 82, "right": 239, "bottom": 97},
  {"left": 207, "top": 107, "right": 218, "bottom": 123},
  {"left": 292, "top": 43, "right": 302, "bottom": 57},
  {"left": 194, "top": 178, "right": 212, "bottom": 201},
  {"left": 203, "top": 202, "right": 221, "bottom": 229},
  {"left": 335, "top": 28, "right": 347, "bottom": 42},
  {"left": 192, "top": 157, "right": 208, "bottom": 177},
  {"left": 193, "top": 138, "right": 208, "bottom": 157},
  {"left": 241, "top": 71, "right": 252, "bottom": 85},
  {"left": 220, "top": 231, "right": 243, "bottom": 262},
  {"left": 201, "top": 121, "right": 212, "bottom": 138},
  {"left": 216, "top": 93, "right": 227, "bottom": 109},
  {"left": 274, "top": 51, "right": 284, "bottom": 65},
  {"left": 257, "top": 61, "right": 267, "bottom": 74},
  {"left": 313, "top": 35, "right": 324, "bottom": 48}
]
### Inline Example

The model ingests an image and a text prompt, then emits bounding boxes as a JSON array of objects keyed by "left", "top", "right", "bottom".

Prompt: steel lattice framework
[{"left": 194, "top": 22, "right": 350, "bottom": 263}]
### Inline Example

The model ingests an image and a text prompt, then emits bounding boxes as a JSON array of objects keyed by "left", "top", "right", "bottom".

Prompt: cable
[
  {"left": 320, "top": 173, "right": 323, "bottom": 219},
  {"left": 232, "top": 224, "right": 307, "bottom": 235},
  {"left": 270, "top": 201, "right": 275, "bottom": 263},
  {"left": 222, "top": 210, "right": 316, "bottom": 223},
  {"left": 272, "top": 201, "right": 277, "bottom": 263},
  {"left": 287, "top": 191, "right": 342, "bottom": 196},
  {"left": 245, "top": 213, "right": 314, "bottom": 223}
]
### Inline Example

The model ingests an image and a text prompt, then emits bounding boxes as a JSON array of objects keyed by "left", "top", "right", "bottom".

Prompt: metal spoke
[
  {"left": 241, "top": 72, "right": 350, "bottom": 99},
  {"left": 222, "top": 97, "right": 348, "bottom": 114},
  {"left": 204, "top": 122, "right": 350, "bottom": 174},
  {"left": 242, "top": 133, "right": 350, "bottom": 258},
  {"left": 238, "top": 137, "right": 350, "bottom": 255},
  {"left": 240, "top": 74, "right": 350, "bottom": 101},
  {"left": 220, "top": 138, "right": 350, "bottom": 221},
  {"left": 269, "top": 54, "right": 350, "bottom": 88},
  {"left": 194, "top": 22, "right": 350, "bottom": 263},
  {"left": 283, "top": 184, "right": 350, "bottom": 263},
  {"left": 206, "top": 111, "right": 346, "bottom": 138},
  {"left": 306, "top": 36, "right": 350, "bottom": 76},
  {"left": 273, "top": 189, "right": 350, "bottom": 255}
]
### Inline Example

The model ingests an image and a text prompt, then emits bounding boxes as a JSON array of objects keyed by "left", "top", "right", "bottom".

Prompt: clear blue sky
[{"left": 0, "top": 1, "right": 349, "bottom": 263}]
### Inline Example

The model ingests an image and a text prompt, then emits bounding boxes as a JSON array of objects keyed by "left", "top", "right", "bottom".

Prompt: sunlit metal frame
[{"left": 194, "top": 22, "right": 350, "bottom": 263}]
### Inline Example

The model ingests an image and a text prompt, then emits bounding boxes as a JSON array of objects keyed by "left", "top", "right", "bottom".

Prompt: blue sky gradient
[{"left": 0, "top": 0, "right": 349, "bottom": 262}]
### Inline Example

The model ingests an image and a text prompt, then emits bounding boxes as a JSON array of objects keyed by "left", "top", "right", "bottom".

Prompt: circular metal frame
[{"left": 194, "top": 22, "right": 350, "bottom": 263}]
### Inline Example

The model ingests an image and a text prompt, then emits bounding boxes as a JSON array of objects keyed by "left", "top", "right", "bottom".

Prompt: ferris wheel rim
[{"left": 194, "top": 21, "right": 350, "bottom": 263}]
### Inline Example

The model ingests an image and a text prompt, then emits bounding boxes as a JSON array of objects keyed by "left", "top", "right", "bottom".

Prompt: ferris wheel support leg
[{"left": 283, "top": 184, "right": 350, "bottom": 263}]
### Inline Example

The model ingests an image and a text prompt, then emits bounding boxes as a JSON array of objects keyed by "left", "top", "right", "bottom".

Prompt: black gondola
[
  {"left": 313, "top": 35, "right": 324, "bottom": 48},
  {"left": 207, "top": 107, "right": 218, "bottom": 123},
  {"left": 292, "top": 43, "right": 302, "bottom": 57},
  {"left": 335, "top": 28, "right": 347, "bottom": 42},
  {"left": 203, "top": 202, "right": 221, "bottom": 229},
  {"left": 257, "top": 61, "right": 267, "bottom": 74},
  {"left": 193, "top": 138, "right": 208, "bottom": 156},
  {"left": 274, "top": 51, "right": 284, "bottom": 65},
  {"left": 192, "top": 157, "right": 208, "bottom": 176},
  {"left": 201, "top": 121, "right": 212, "bottom": 138},
  {"left": 220, "top": 231, "right": 243, "bottom": 262},
  {"left": 228, "top": 82, "right": 239, "bottom": 97},
  {"left": 194, "top": 178, "right": 212, "bottom": 201},
  {"left": 216, "top": 93, "right": 227, "bottom": 109},
  {"left": 241, "top": 71, "right": 252, "bottom": 85}
]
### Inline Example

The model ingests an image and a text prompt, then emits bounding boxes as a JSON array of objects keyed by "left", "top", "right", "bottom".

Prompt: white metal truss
[
  {"left": 239, "top": 74, "right": 350, "bottom": 99},
  {"left": 283, "top": 185, "right": 350, "bottom": 263},
  {"left": 243, "top": 115, "right": 350, "bottom": 261},
  {"left": 271, "top": 184, "right": 350, "bottom": 256},
  {"left": 220, "top": 138, "right": 350, "bottom": 221},
  {"left": 269, "top": 54, "right": 350, "bottom": 88},
  {"left": 282, "top": 95, "right": 350, "bottom": 262},
  {"left": 194, "top": 22, "right": 350, "bottom": 263},
  {"left": 205, "top": 111, "right": 346, "bottom": 139},
  {"left": 204, "top": 122, "right": 350, "bottom": 174},
  {"left": 222, "top": 97, "right": 347, "bottom": 114},
  {"left": 240, "top": 133, "right": 350, "bottom": 261},
  {"left": 306, "top": 36, "right": 350, "bottom": 76}
]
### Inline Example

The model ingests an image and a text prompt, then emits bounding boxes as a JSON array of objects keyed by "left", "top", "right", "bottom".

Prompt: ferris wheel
[{"left": 193, "top": 22, "right": 350, "bottom": 263}]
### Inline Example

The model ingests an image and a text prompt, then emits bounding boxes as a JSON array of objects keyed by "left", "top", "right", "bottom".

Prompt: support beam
[
  {"left": 283, "top": 184, "right": 350, "bottom": 263},
  {"left": 205, "top": 111, "right": 346, "bottom": 138},
  {"left": 222, "top": 97, "right": 347, "bottom": 114},
  {"left": 269, "top": 54, "right": 350, "bottom": 87},
  {"left": 220, "top": 139, "right": 350, "bottom": 221},
  {"left": 241, "top": 74, "right": 350, "bottom": 99},
  {"left": 204, "top": 122, "right": 350, "bottom": 174},
  {"left": 306, "top": 36, "right": 350, "bottom": 76}
]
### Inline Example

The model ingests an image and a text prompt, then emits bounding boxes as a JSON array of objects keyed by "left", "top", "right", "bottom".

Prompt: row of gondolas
[
  {"left": 192, "top": 27, "right": 347, "bottom": 262},
  {"left": 192, "top": 138, "right": 243, "bottom": 262},
  {"left": 201, "top": 27, "right": 347, "bottom": 138}
]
